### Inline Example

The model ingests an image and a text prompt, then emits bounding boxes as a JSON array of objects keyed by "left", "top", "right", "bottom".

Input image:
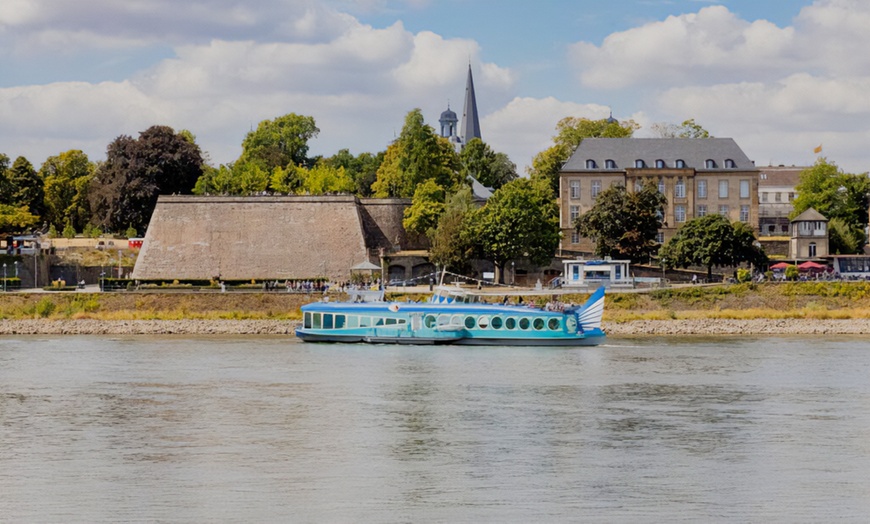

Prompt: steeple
[
  {"left": 460, "top": 63, "right": 481, "bottom": 144},
  {"left": 439, "top": 102, "right": 458, "bottom": 140}
]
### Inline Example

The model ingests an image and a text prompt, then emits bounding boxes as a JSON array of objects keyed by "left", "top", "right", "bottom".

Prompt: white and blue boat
[{"left": 296, "top": 286, "right": 606, "bottom": 346}]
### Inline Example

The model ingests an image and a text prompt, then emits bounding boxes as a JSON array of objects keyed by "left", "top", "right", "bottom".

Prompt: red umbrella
[
  {"left": 770, "top": 262, "right": 791, "bottom": 270},
  {"left": 798, "top": 261, "right": 825, "bottom": 271}
]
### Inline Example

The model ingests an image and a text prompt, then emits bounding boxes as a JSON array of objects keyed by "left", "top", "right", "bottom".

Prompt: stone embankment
[{"left": 2, "top": 318, "right": 870, "bottom": 336}]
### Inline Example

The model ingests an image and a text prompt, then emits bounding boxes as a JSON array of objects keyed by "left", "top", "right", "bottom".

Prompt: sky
[{"left": 1, "top": 0, "right": 868, "bottom": 175}]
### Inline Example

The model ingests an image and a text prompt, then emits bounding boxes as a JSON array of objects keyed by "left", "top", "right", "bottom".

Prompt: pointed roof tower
[{"left": 460, "top": 63, "right": 481, "bottom": 144}]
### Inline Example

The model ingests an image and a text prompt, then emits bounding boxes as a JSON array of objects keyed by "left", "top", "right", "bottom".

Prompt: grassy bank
[{"left": 3, "top": 282, "right": 870, "bottom": 321}]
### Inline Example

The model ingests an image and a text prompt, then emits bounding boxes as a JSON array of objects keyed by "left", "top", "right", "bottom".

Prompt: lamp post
[
  {"left": 511, "top": 261, "right": 515, "bottom": 286},
  {"left": 2, "top": 263, "right": 6, "bottom": 293},
  {"left": 14, "top": 260, "right": 18, "bottom": 277},
  {"left": 100, "top": 271, "right": 105, "bottom": 292}
]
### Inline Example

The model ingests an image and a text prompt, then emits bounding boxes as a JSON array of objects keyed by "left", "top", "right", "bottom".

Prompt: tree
[
  {"left": 472, "top": 177, "right": 561, "bottom": 283},
  {"left": 402, "top": 179, "right": 445, "bottom": 237},
  {"left": 828, "top": 217, "right": 863, "bottom": 254},
  {"left": 89, "top": 126, "right": 204, "bottom": 234},
  {"left": 372, "top": 109, "right": 461, "bottom": 197},
  {"left": 41, "top": 149, "right": 94, "bottom": 231},
  {"left": 0, "top": 204, "right": 39, "bottom": 234},
  {"left": 791, "top": 158, "right": 870, "bottom": 252},
  {"left": 300, "top": 163, "right": 355, "bottom": 195},
  {"left": 0, "top": 154, "right": 10, "bottom": 204},
  {"left": 650, "top": 119, "right": 712, "bottom": 138},
  {"left": 529, "top": 116, "right": 637, "bottom": 195},
  {"left": 323, "top": 149, "right": 384, "bottom": 197},
  {"left": 428, "top": 186, "right": 476, "bottom": 274},
  {"left": 7, "top": 157, "right": 45, "bottom": 218},
  {"left": 575, "top": 181, "right": 666, "bottom": 263},
  {"left": 239, "top": 113, "right": 319, "bottom": 171},
  {"left": 659, "top": 214, "right": 766, "bottom": 281},
  {"left": 459, "top": 138, "right": 517, "bottom": 190}
]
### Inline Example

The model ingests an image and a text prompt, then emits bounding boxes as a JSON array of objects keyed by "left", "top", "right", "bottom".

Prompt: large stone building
[
  {"left": 132, "top": 195, "right": 433, "bottom": 282},
  {"left": 559, "top": 138, "right": 759, "bottom": 255},
  {"left": 758, "top": 165, "right": 803, "bottom": 236}
]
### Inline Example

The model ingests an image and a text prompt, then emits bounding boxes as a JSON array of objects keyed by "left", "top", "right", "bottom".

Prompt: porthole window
[
  {"left": 437, "top": 314, "right": 450, "bottom": 326},
  {"left": 451, "top": 314, "right": 463, "bottom": 326},
  {"left": 505, "top": 317, "right": 517, "bottom": 330},
  {"left": 478, "top": 316, "right": 490, "bottom": 329},
  {"left": 533, "top": 318, "right": 545, "bottom": 330},
  {"left": 491, "top": 317, "right": 503, "bottom": 329},
  {"left": 424, "top": 315, "right": 436, "bottom": 328},
  {"left": 465, "top": 316, "right": 476, "bottom": 329},
  {"left": 519, "top": 318, "right": 531, "bottom": 330},
  {"left": 548, "top": 318, "right": 560, "bottom": 331}
]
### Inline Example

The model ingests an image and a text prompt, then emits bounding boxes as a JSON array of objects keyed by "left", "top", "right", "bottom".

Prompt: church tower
[
  {"left": 460, "top": 63, "right": 481, "bottom": 144},
  {"left": 439, "top": 103, "right": 459, "bottom": 141}
]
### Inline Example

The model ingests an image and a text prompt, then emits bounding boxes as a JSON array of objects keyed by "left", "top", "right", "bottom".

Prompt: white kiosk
[{"left": 561, "top": 258, "right": 632, "bottom": 289}]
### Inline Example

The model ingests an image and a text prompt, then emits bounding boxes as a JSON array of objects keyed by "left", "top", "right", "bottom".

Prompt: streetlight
[
  {"left": 14, "top": 260, "right": 18, "bottom": 277},
  {"left": 2, "top": 263, "right": 6, "bottom": 293},
  {"left": 100, "top": 271, "right": 106, "bottom": 292}
]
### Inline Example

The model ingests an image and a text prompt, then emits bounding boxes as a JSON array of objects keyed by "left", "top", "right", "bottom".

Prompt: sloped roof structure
[
  {"left": 562, "top": 138, "right": 756, "bottom": 171},
  {"left": 460, "top": 64, "right": 481, "bottom": 143},
  {"left": 791, "top": 207, "right": 827, "bottom": 222},
  {"left": 132, "top": 195, "right": 407, "bottom": 281}
]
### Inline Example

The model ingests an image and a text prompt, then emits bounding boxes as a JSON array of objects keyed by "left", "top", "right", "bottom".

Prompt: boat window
[
  {"left": 359, "top": 316, "right": 371, "bottom": 327},
  {"left": 505, "top": 317, "right": 517, "bottom": 330},
  {"left": 347, "top": 315, "right": 358, "bottom": 328},
  {"left": 335, "top": 315, "right": 346, "bottom": 329},
  {"left": 533, "top": 318, "right": 545, "bottom": 331},
  {"left": 424, "top": 315, "right": 436, "bottom": 328},
  {"left": 324, "top": 314, "right": 334, "bottom": 329},
  {"left": 304, "top": 312, "right": 312, "bottom": 329},
  {"left": 313, "top": 313, "right": 322, "bottom": 329},
  {"left": 519, "top": 318, "right": 530, "bottom": 330},
  {"left": 465, "top": 316, "right": 476, "bottom": 329},
  {"left": 451, "top": 314, "right": 463, "bottom": 326},
  {"left": 438, "top": 314, "right": 450, "bottom": 326},
  {"left": 548, "top": 318, "right": 560, "bottom": 331},
  {"left": 566, "top": 316, "right": 577, "bottom": 334},
  {"left": 478, "top": 316, "right": 490, "bottom": 329},
  {"left": 491, "top": 317, "right": 503, "bottom": 329},
  {"left": 375, "top": 318, "right": 385, "bottom": 326},
  {"left": 385, "top": 318, "right": 397, "bottom": 325},
  {"left": 398, "top": 318, "right": 406, "bottom": 324}
]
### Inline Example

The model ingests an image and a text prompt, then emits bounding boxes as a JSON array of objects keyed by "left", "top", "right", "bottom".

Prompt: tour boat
[{"left": 295, "top": 286, "right": 605, "bottom": 346}]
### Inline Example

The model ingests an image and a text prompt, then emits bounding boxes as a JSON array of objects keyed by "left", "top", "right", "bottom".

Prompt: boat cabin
[{"left": 428, "top": 286, "right": 483, "bottom": 304}]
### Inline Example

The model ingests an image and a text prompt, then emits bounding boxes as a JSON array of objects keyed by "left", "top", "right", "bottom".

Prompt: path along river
[{"left": 1, "top": 335, "right": 869, "bottom": 522}]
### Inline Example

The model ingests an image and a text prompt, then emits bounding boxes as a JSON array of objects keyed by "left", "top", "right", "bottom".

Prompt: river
[{"left": 1, "top": 335, "right": 869, "bottom": 522}]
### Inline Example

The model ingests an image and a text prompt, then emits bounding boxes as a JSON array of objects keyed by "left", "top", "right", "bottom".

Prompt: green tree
[
  {"left": 828, "top": 217, "right": 863, "bottom": 254},
  {"left": 791, "top": 158, "right": 870, "bottom": 252},
  {"left": 472, "top": 177, "right": 561, "bottom": 283},
  {"left": 529, "top": 116, "right": 637, "bottom": 195},
  {"left": 300, "top": 163, "right": 355, "bottom": 195},
  {"left": 0, "top": 204, "right": 39, "bottom": 234},
  {"left": 459, "top": 138, "right": 517, "bottom": 191},
  {"left": 41, "top": 150, "right": 94, "bottom": 231},
  {"left": 659, "top": 214, "right": 766, "bottom": 281},
  {"left": 323, "top": 149, "right": 384, "bottom": 197},
  {"left": 89, "top": 126, "right": 204, "bottom": 234},
  {"left": 7, "top": 156, "right": 45, "bottom": 218},
  {"left": 371, "top": 109, "right": 461, "bottom": 197},
  {"left": 575, "top": 181, "right": 666, "bottom": 263},
  {"left": 428, "top": 186, "right": 476, "bottom": 274},
  {"left": 402, "top": 179, "right": 446, "bottom": 237},
  {"left": 0, "top": 154, "right": 11, "bottom": 204},
  {"left": 240, "top": 113, "right": 319, "bottom": 171}
]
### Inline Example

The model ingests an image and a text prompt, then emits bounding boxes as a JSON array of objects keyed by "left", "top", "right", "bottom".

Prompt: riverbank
[{"left": 3, "top": 318, "right": 870, "bottom": 336}]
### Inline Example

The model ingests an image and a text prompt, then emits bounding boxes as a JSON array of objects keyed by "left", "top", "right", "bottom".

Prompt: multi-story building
[
  {"left": 757, "top": 165, "right": 804, "bottom": 236},
  {"left": 559, "top": 138, "right": 759, "bottom": 255}
]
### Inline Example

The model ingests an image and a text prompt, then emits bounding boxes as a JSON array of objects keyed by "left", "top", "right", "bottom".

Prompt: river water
[{"left": 1, "top": 335, "right": 869, "bottom": 522}]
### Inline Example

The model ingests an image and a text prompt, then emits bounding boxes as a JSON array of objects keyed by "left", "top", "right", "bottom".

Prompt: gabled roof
[
  {"left": 562, "top": 138, "right": 756, "bottom": 171},
  {"left": 468, "top": 175, "right": 493, "bottom": 202},
  {"left": 792, "top": 207, "right": 827, "bottom": 222},
  {"left": 758, "top": 165, "right": 806, "bottom": 188}
]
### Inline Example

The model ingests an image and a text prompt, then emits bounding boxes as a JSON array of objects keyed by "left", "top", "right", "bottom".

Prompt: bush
[
  {"left": 62, "top": 222, "right": 76, "bottom": 239},
  {"left": 737, "top": 268, "right": 752, "bottom": 283},
  {"left": 35, "top": 298, "right": 56, "bottom": 318}
]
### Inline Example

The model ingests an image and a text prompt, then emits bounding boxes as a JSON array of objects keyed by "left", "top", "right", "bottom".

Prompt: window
[
  {"left": 505, "top": 317, "right": 516, "bottom": 330},
  {"left": 657, "top": 178, "right": 665, "bottom": 194},
  {"left": 740, "top": 179, "right": 750, "bottom": 199},
  {"left": 698, "top": 180, "right": 707, "bottom": 199},
  {"left": 533, "top": 318, "right": 545, "bottom": 331},
  {"left": 571, "top": 231, "right": 580, "bottom": 244},
  {"left": 605, "top": 159, "right": 616, "bottom": 169},
  {"left": 760, "top": 172, "right": 768, "bottom": 180},
  {"left": 519, "top": 318, "right": 531, "bottom": 330},
  {"left": 698, "top": 204, "right": 707, "bottom": 217},
  {"left": 740, "top": 205, "right": 750, "bottom": 222},
  {"left": 706, "top": 159, "right": 717, "bottom": 168},
  {"left": 548, "top": 318, "right": 560, "bottom": 331},
  {"left": 635, "top": 159, "right": 646, "bottom": 168},
  {"left": 592, "top": 180, "right": 602, "bottom": 198},
  {"left": 719, "top": 180, "right": 729, "bottom": 198},
  {"left": 656, "top": 232, "right": 665, "bottom": 243},
  {"left": 585, "top": 159, "right": 597, "bottom": 169},
  {"left": 491, "top": 317, "right": 503, "bottom": 329},
  {"left": 725, "top": 159, "right": 736, "bottom": 168},
  {"left": 675, "top": 178, "right": 685, "bottom": 198},
  {"left": 775, "top": 192, "right": 782, "bottom": 202},
  {"left": 675, "top": 205, "right": 686, "bottom": 223},
  {"left": 656, "top": 159, "right": 666, "bottom": 168},
  {"left": 675, "top": 159, "right": 686, "bottom": 168},
  {"left": 789, "top": 192, "right": 795, "bottom": 202},
  {"left": 809, "top": 243, "right": 817, "bottom": 258},
  {"left": 762, "top": 192, "right": 768, "bottom": 202},
  {"left": 570, "top": 180, "right": 580, "bottom": 199},
  {"left": 570, "top": 205, "right": 579, "bottom": 221},
  {"left": 634, "top": 179, "right": 643, "bottom": 192},
  {"left": 719, "top": 205, "right": 729, "bottom": 216}
]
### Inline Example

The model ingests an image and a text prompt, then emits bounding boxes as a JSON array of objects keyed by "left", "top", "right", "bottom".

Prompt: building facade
[
  {"left": 559, "top": 138, "right": 759, "bottom": 255},
  {"left": 758, "top": 165, "right": 803, "bottom": 236},
  {"left": 789, "top": 207, "right": 828, "bottom": 260}
]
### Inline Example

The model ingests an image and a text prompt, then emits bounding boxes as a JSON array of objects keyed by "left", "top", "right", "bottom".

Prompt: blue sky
[{"left": 1, "top": 0, "right": 866, "bottom": 173}]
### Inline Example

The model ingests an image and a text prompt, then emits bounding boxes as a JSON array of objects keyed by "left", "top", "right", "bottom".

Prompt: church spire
[{"left": 460, "top": 63, "right": 481, "bottom": 144}]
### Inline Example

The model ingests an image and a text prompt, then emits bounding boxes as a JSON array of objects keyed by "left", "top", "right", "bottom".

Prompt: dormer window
[
  {"left": 705, "top": 159, "right": 717, "bottom": 168},
  {"left": 605, "top": 159, "right": 616, "bottom": 169},
  {"left": 655, "top": 159, "right": 666, "bottom": 168},
  {"left": 635, "top": 159, "right": 646, "bottom": 168},
  {"left": 675, "top": 159, "right": 686, "bottom": 168},
  {"left": 586, "top": 159, "right": 597, "bottom": 169},
  {"left": 724, "top": 159, "right": 736, "bottom": 168}
]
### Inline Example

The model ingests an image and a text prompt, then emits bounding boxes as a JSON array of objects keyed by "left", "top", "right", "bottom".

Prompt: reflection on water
[{"left": 1, "top": 336, "right": 870, "bottom": 522}]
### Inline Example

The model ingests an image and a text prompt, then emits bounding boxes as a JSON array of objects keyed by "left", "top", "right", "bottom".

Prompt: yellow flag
[{"left": 814, "top": 144, "right": 823, "bottom": 154}]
